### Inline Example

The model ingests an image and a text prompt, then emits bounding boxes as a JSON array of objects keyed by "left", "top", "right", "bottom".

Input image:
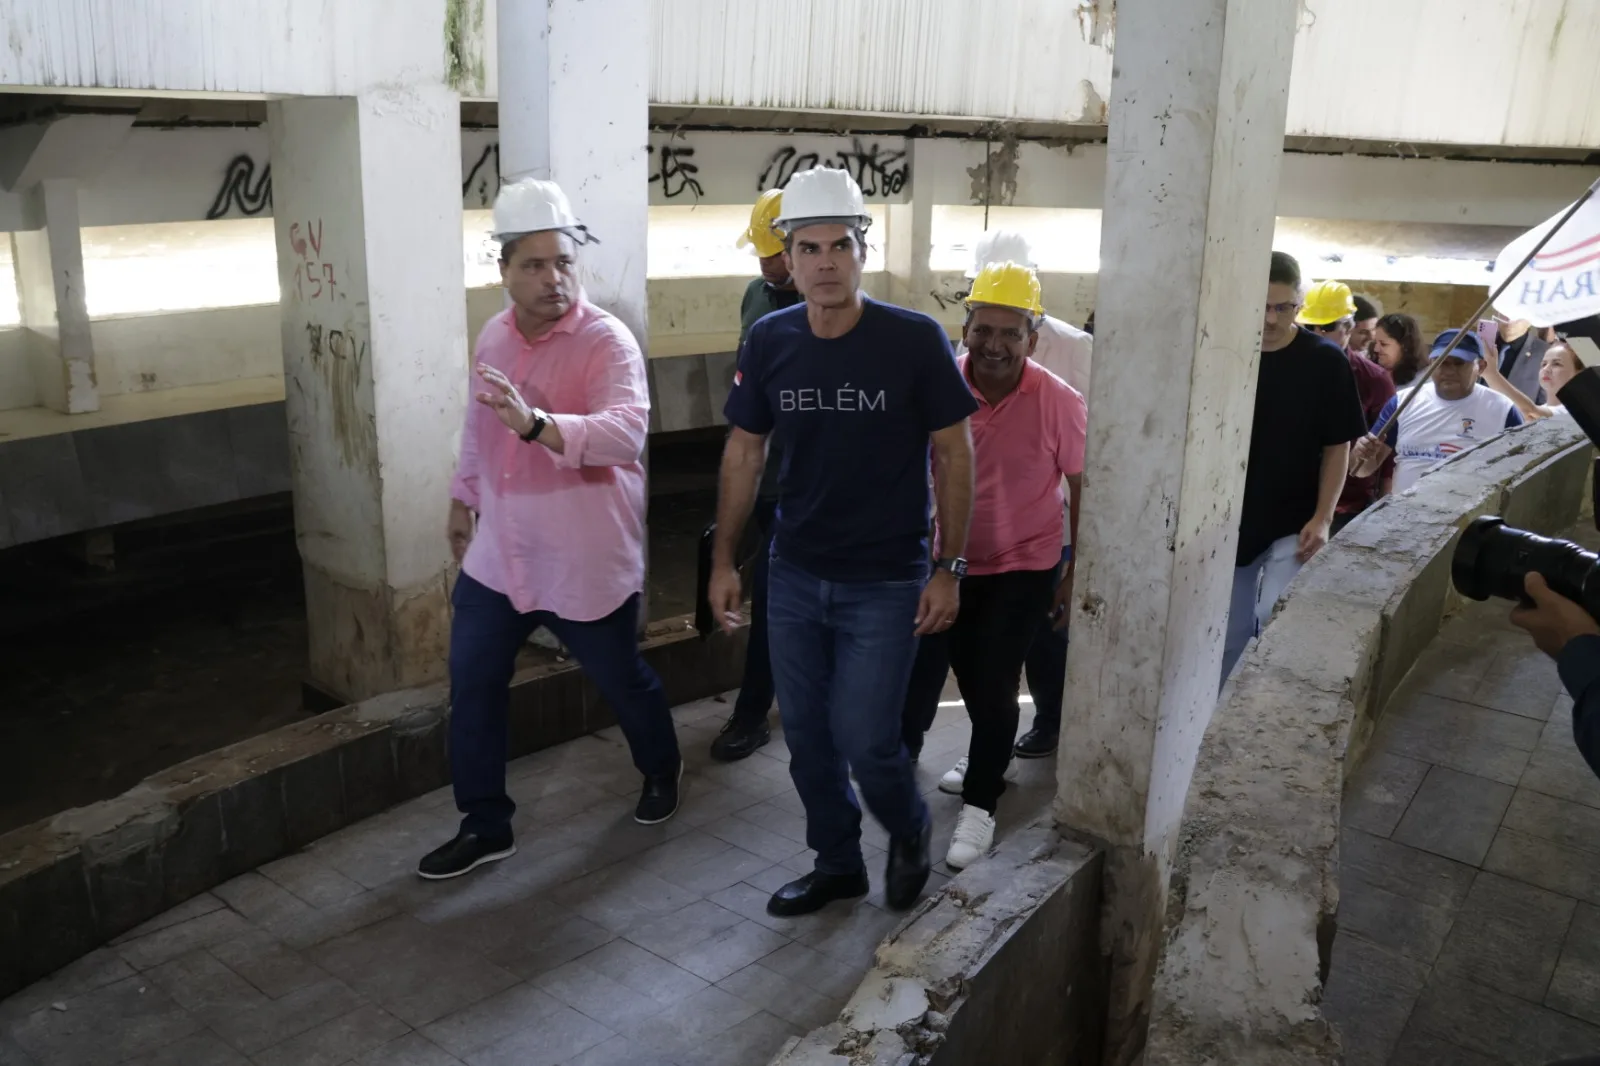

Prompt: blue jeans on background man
[
  {"left": 1221, "top": 534, "right": 1304, "bottom": 682},
  {"left": 448, "top": 572, "right": 680, "bottom": 840},
  {"left": 766, "top": 554, "right": 930, "bottom": 876}
]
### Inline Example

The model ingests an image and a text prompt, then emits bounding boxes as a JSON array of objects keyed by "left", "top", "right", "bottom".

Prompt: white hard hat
[
  {"left": 772, "top": 168, "right": 871, "bottom": 236},
  {"left": 967, "top": 229, "right": 1036, "bottom": 278},
  {"left": 491, "top": 178, "right": 591, "bottom": 243}
]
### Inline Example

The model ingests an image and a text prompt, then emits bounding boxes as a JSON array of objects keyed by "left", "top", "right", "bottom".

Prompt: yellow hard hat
[
  {"left": 738, "top": 190, "right": 786, "bottom": 258},
  {"left": 1298, "top": 280, "right": 1357, "bottom": 326},
  {"left": 967, "top": 261, "right": 1043, "bottom": 316}
]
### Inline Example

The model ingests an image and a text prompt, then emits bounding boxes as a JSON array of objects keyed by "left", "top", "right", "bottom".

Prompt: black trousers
[{"left": 901, "top": 568, "right": 1055, "bottom": 813}]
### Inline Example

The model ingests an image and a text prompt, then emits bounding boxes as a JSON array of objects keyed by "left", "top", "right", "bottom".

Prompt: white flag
[{"left": 1491, "top": 186, "right": 1600, "bottom": 327}]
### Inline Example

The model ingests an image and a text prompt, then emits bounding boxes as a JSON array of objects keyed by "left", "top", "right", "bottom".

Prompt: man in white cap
[
  {"left": 710, "top": 167, "right": 978, "bottom": 916},
  {"left": 419, "top": 179, "right": 682, "bottom": 880},
  {"left": 960, "top": 229, "right": 1091, "bottom": 760}
]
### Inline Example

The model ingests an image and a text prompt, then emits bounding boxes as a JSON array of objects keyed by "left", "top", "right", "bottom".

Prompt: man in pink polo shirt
[
  {"left": 901, "top": 261, "right": 1087, "bottom": 869},
  {"left": 418, "top": 179, "right": 681, "bottom": 880}
]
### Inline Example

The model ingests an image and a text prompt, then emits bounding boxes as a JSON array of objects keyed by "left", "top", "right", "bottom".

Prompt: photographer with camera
[{"left": 1510, "top": 572, "right": 1600, "bottom": 780}]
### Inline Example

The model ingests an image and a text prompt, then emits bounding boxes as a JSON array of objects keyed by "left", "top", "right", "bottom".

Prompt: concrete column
[
  {"left": 266, "top": 88, "right": 468, "bottom": 702},
  {"left": 497, "top": 0, "right": 649, "bottom": 345},
  {"left": 1055, "top": 0, "right": 1300, "bottom": 1061},
  {"left": 885, "top": 139, "right": 934, "bottom": 312},
  {"left": 10, "top": 178, "right": 97, "bottom": 413}
]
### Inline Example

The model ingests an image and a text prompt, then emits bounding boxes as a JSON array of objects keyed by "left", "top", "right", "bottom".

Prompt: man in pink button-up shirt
[{"left": 417, "top": 180, "right": 681, "bottom": 881}]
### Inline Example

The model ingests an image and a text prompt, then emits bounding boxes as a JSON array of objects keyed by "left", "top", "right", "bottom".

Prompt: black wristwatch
[
  {"left": 519, "top": 408, "right": 549, "bottom": 443},
  {"left": 934, "top": 557, "right": 968, "bottom": 579}
]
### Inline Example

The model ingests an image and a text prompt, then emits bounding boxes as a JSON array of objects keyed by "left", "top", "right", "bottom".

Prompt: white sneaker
[
  {"left": 939, "top": 757, "right": 968, "bottom": 794},
  {"left": 945, "top": 805, "right": 996, "bottom": 870}
]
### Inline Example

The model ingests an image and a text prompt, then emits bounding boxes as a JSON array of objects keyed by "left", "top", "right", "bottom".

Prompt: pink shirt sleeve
[
  {"left": 1055, "top": 384, "right": 1089, "bottom": 479},
  {"left": 547, "top": 326, "right": 651, "bottom": 469},
  {"left": 450, "top": 345, "right": 484, "bottom": 509}
]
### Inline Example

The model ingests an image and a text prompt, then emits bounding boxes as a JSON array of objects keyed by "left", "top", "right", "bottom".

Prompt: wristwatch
[
  {"left": 519, "top": 408, "right": 550, "bottom": 443},
  {"left": 934, "top": 557, "right": 968, "bottom": 579}
]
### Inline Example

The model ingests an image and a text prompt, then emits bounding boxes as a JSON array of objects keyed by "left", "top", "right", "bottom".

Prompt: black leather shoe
[
  {"left": 709, "top": 715, "right": 771, "bottom": 763},
  {"left": 884, "top": 820, "right": 932, "bottom": 911},
  {"left": 416, "top": 831, "right": 516, "bottom": 880},
  {"left": 1013, "top": 728, "right": 1059, "bottom": 759},
  {"left": 766, "top": 870, "right": 870, "bottom": 917},
  {"left": 635, "top": 762, "right": 683, "bottom": 825}
]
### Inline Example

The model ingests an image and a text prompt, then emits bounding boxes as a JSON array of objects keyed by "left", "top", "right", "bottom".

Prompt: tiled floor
[
  {"left": 0, "top": 690, "right": 1056, "bottom": 1066},
  {"left": 1324, "top": 594, "right": 1600, "bottom": 1066}
]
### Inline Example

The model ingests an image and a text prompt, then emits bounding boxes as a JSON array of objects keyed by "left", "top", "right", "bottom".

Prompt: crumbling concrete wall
[
  {"left": 770, "top": 826, "right": 1106, "bottom": 1066},
  {"left": 1146, "top": 418, "right": 1591, "bottom": 1065}
]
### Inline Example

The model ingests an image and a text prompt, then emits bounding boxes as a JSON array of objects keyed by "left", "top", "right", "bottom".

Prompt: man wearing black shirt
[{"left": 1221, "top": 252, "right": 1368, "bottom": 680}]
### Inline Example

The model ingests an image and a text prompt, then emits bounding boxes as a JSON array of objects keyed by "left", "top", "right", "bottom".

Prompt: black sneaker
[
  {"left": 416, "top": 831, "right": 516, "bottom": 880},
  {"left": 635, "top": 762, "right": 684, "bottom": 825},
  {"left": 1013, "top": 728, "right": 1059, "bottom": 759},
  {"left": 709, "top": 715, "right": 771, "bottom": 763}
]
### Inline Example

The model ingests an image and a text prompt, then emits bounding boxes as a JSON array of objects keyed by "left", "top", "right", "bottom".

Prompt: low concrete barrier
[
  {"left": 770, "top": 826, "right": 1107, "bottom": 1066},
  {"left": 0, "top": 618, "right": 747, "bottom": 999},
  {"left": 1147, "top": 418, "right": 1592, "bottom": 1064}
]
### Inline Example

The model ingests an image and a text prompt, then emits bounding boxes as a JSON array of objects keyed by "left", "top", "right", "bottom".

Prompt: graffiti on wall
[
  {"left": 648, "top": 145, "right": 705, "bottom": 200},
  {"left": 205, "top": 154, "right": 273, "bottom": 220},
  {"left": 463, "top": 143, "right": 500, "bottom": 208},
  {"left": 289, "top": 219, "right": 340, "bottom": 303},
  {"left": 757, "top": 138, "right": 909, "bottom": 197}
]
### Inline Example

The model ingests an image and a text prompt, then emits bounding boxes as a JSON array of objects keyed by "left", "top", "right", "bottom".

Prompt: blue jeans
[
  {"left": 448, "top": 572, "right": 679, "bottom": 839},
  {"left": 767, "top": 554, "right": 930, "bottom": 876},
  {"left": 1221, "top": 535, "right": 1304, "bottom": 682},
  {"left": 730, "top": 498, "right": 777, "bottom": 725}
]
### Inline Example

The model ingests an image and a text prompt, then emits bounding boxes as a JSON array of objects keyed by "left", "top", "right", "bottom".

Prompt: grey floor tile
[
  {"left": 798, "top": 903, "right": 901, "bottom": 971},
  {"left": 8, "top": 975, "right": 203, "bottom": 1066},
  {"left": 534, "top": 960, "right": 671, "bottom": 1030},
  {"left": 693, "top": 1010, "right": 802, "bottom": 1066},
  {"left": 115, "top": 908, "right": 252, "bottom": 971},
  {"left": 359, "top": 1032, "right": 468, "bottom": 1065},
  {"left": 618, "top": 985, "right": 761, "bottom": 1050},
  {"left": 1470, "top": 651, "right": 1565, "bottom": 720},
  {"left": 679, "top": 785, "right": 767, "bottom": 828},
  {"left": 1546, "top": 903, "right": 1600, "bottom": 1027},
  {"left": 1502, "top": 788, "right": 1600, "bottom": 856},
  {"left": 625, "top": 900, "right": 744, "bottom": 959},
  {"left": 1434, "top": 871, "right": 1576, "bottom": 1002},
  {"left": 490, "top": 915, "right": 619, "bottom": 981},
  {"left": 715, "top": 963, "right": 844, "bottom": 1031},
  {"left": 1521, "top": 714, "right": 1600, "bottom": 811},
  {"left": 259, "top": 852, "right": 369, "bottom": 908},
  {"left": 207, "top": 929, "right": 330, "bottom": 999},
  {"left": 462, "top": 1005, "right": 612, "bottom": 1066},
  {"left": 574, "top": 940, "right": 710, "bottom": 1008},
  {"left": 405, "top": 871, "right": 545, "bottom": 927},
  {"left": 667, "top": 920, "right": 791, "bottom": 984},
  {"left": 208, "top": 977, "right": 367, "bottom": 1055},
  {"left": 1387, "top": 1026, "right": 1509, "bottom": 1066},
  {"left": 1343, "top": 751, "right": 1432, "bottom": 838},
  {"left": 420, "top": 984, "right": 564, "bottom": 1059},
  {"left": 1406, "top": 972, "right": 1600, "bottom": 1063},
  {"left": 733, "top": 802, "right": 810, "bottom": 846},
  {"left": 0, "top": 948, "right": 135, "bottom": 1022},
  {"left": 706, "top": 881, "right": 813, "bottom": 936},
  {"left": 555, "top": 865, "right": 706, "bottom": 935},
  {"left": 309, "top": 915, "right": 519, "bottom": 1027},
  {"left": 1340, "top": 828, "right": 1478, "bottom": 909},
  {"left": 1392, "top": 766, "right": 1514, "bottom": 865},
  {"left": 145, "top": 948, "right": 269, "bottom": 1016},
  {"left": 1484, "top": 827, "right": 1600, "bottom": 906},
  {"left": 757, "top": 942, "right": 865, "bottom": 1001},
  {"left": 556, "top": 1034, "right": 680, "bottom": 1066},
  {"left": 1412, "top": 643, "right": 1497, "bottom": 702},
  {"left": 120, "top": 1032, "right": 251, "bottom": 1066},
  {"left": 213, "top": 872, "right": 316, "bottom": 926},
  {"left": 1321, "top": 933, "right": 1430, "bottom": 1066},
  {"left": 253, "top": 1005, "right": 411, "bottom": 1066},
  {"left": 701, "top": 814, "right": 810, "bottom": 864},
  {"left": 657, "top": 844, "right": 776, "bottom": 896},
  {"left": 432, "top": 892, "right": 572, "bottom": 961},
  {"left": 1334, "top": 876, "right": 1460, "bottom": 966},
  {"left": 1372, "top": 694, "right": 1540, "bottom": 785}
]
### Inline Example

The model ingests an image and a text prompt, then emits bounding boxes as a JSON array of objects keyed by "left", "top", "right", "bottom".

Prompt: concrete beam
[
  {"left": 10, "top": 179, "right": 97, "bottom": 413},
  {"left": 1056, "top": 0, "right": 1301, "bottom": 1060},
  {"left": 0, "top": 114, "right": 134, "bottom": 192}
]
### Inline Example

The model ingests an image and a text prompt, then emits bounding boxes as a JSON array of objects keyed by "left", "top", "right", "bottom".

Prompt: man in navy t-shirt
[{"left": 710, "top": 168, "right": 978, "bottom": 917}]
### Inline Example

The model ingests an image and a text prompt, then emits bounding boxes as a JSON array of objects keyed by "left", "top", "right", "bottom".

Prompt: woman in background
[
  {"left": 1370, "top": 313, "right": 1426, "bottom": 387},
  {"left": 1482, "top": 340, "right": 1586, "bottom": 421}
]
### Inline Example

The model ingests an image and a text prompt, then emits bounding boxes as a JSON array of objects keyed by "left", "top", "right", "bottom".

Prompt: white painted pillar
[
  {"left": 884, "top": 139, "right": 934, "bottom": 313},
  {"left": 496, "top": 0, "right": 649, "bottom": 346},
  {"left": 266, "top": 88, "right": 468, "bottom": 702},
  {"left": 10, "top": 178, "right": 97, "bottom": 414},
  {"left": 1056, "top": 0, "right": 1301, "bottom": 1060}
]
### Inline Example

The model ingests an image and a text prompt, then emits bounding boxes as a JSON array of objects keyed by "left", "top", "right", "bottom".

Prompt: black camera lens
[{"left": 1453, "top": 515, "right": 1600, "bottom": 619}]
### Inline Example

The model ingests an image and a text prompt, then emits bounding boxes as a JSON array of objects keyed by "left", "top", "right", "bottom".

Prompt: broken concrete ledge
[
  {"left": 770, "top": 825, "right": 1107, "bottom": 1066},
  {"left": 0, "top": 616, "right": 748, "bottom": 999},
  {"left": 1147, "top": 418, "right": 1591, "bottom": 1065}
]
